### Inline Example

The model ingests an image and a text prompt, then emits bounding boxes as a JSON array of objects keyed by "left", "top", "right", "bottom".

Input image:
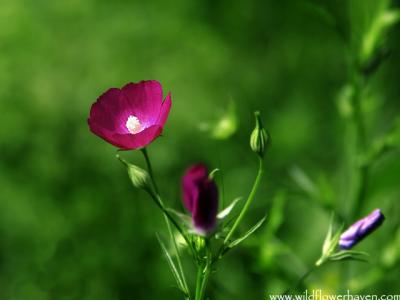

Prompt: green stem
[
  {"left": 141, "top": 148, "right": 159, "bottom": 194},
  {"left": 199, "top": 262, "right": 211, "bottom": 300},
  {"left": 284, "top": 265, "right": 318, "bottom": 295},
  {"left": 195, "top": 242, "right": 212, "bottom": 300},
  {"left": 350, "top": 62, "right": 369, "bottom": 220},
  {"left": 141, "top": 148, "right": 190, "bottom": 298},
  {"left": 195, "top": 265, "right": 203, "bottom": 300},
  {"left": 223, "top": 156, "right": 264, "bottom": 245}
]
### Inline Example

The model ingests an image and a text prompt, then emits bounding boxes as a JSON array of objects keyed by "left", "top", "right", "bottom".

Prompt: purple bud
[
  {"left": 182, "top": 164, "right": 218, "bottom": 235},
  {"left": 339, "top": 209, "right": 385, "bottom": 249}
]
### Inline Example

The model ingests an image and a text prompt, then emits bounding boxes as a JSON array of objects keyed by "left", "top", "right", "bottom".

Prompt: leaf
[
  {"left": 165, "top": 208, "right": 192, "bottom": 229},
  {"left": 217, "top": 197, "right": 242, "bottom": 220},
  {"left": 208, "top": 168, "right": 220, "bottom": 180},
  {"left": 322, "top": 214, "right": 334, "bottom": 255},
  {"left": 327, "top": 224, "right": 344, "bottom": 256},
  {"left": 360, "top": 6, "right": 400, "bottom": 65},
  {"left": 228, "top": 215, "right": 267, "bottom": 248},
  {"left": 329, "top": 250, "right": 369, "bottom": 263},
  {"left": 156, "top": 234, "right": 187, "bottom": 295}
]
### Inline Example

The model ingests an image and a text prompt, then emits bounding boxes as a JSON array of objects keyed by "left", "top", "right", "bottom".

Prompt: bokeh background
[{"left": 1, "top": 0, "right": 399, "bottom": 299}]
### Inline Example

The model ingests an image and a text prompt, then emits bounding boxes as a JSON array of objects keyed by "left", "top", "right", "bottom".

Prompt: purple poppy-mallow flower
[
  {"left": 182, "top": 164, "right": 218, "bottom": 235},
  {"left": 88, "top": 80, "right": 172, "bottom": 150},
  {"left": 339, "top": 209, "right": 385, "bottom": 249}
]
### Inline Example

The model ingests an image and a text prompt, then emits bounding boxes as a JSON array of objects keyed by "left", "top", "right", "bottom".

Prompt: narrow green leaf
[
  {"left": 322, "top": 214, "right": 334, "bottom": 255},
  {"left": 327, "top": 224, "right": 344, "bottom": 255},
  {"left": 208, "top": 168, "right": 220, "bottom": 180},
  {"left": 329, "top": 250, "right": 369, "bottom": 263},
  {"left": 329, "top": 254, "right": 369, "bottom": 263},
  {"left": 165, "top": 208, "right": 192, "bottom": 230},
  {"left": 228, "top": 215, "right": 267, "bottom": 248},
  {"left": 156, "top": 234, "right": 187, "bottom": 295},
  {"left": 217, "top": 197, "right": 242, "bottom": 220}
]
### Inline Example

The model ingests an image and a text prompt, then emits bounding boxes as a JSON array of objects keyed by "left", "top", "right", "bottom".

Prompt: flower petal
[
  {"left": 89, "top": 87, "right": 137, "bottom": 135},
  {"left": 157, "top": 92, "right": 172, "bottom": 126},
  {"left": 88, "top": 88, "right": 124, "bottom": 132},
  {"left": 122, "top": 80, "right": 163, "bottom": 127},
  {"left": 182, "top": 164, "right": 208, "bottom": 212},
  {"left": 112, "top": 125, "right": 163, "bottom": 150}
]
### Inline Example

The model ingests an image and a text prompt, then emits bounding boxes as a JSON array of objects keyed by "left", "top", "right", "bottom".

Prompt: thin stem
[
  {"left": 216, "top": 144, "right": 225, "bottom": 209},
  {"left": 195, "top": 265, "right": 203, "bottom": 300},
  {"left": 350, "top": 61, "right": 369, "bottom": 220},
  {"left": 141, "top": 148, "right": 159, "bottom": 194},
  {"left": 223, "top": 156, "right": 264, "bottom": 245},
  {"left": 141, "top": 148, "right": 190, "bottom": 298},
  {"left": 195, "top": 241, "right": 212, "bottom": 300},
  {"left": 283, "top": 265, "right": 318, "bottom": 295},
  {"left": 198, "top": 261, "right": 211, "bottom": 300}
]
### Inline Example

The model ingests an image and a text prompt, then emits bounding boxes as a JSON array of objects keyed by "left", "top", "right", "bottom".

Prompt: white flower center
[{"left": 126, "top": 115, "right": 142, "bottom": 134}]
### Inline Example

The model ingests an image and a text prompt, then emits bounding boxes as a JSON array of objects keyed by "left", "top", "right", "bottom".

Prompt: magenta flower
[
  {"left": 88, "top": 80, "right": 172, "bottom": 150},
  {"left": 182, "top": 164, "right": 218, "bottom": 235},
  {"left": 339, "top": 209, "right": 385, "bottom": 249}
]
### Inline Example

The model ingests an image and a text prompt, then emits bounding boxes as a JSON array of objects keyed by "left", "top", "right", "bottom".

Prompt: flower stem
[
  {"left": 349, "top": 68, "right": 369, "bottom": 220},
  {"left": 223, "top": 156, "right": 264, "bottom": 245},
  {"left": 283, "top": 264, "right": 318, "bottom": 295},
  {"left": 195, "top": 265, "right": 203, "bottom": 300},
  {"left": 141, "top": 148, "right": 190, "bottom": 298},
  {"left": 141, "top": 148, "right": 159, "bottom": 194},
  {"left": 199, "top": 261, "right": 211, "bottom": 300},
  {"left": 195, "top": 241, "right": 212, "bottom": 300}
]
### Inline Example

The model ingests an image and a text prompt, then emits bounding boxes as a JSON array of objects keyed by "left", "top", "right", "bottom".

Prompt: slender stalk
[
  {"left": 195, "top": 265, "right": 203, "bottom": 300},
  {"left": 216, "top": 144, "right": 225, "bottom": 209},
  {"left": 195, "top": 241, "right": 212, "bottom": 300},
  {"left": 141, "top": 148, "right": 159, "bottom": 194},
  {"left": 198, "top": 261, "right": 211, "bottom": 300},
  {"left": 349, "top": 68, "right": 369, "bottom": 219},
  {"left": 223, "top": 156, "right": 264, "bottom": 245},
  {"left": 283, "top": 265, "right": 318, "bottom": 295},
  {"left": 141, "top": 148, "right": 190, "bottom": 298}
]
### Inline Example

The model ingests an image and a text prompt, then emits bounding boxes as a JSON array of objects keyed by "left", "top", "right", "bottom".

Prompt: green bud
[
  {"left": 127, "top": 164, "right": 151, "bottom": 190},
  {"left": 250, "top": 111, "right": 269, "bottom": 158},
  {"left": 192, "top": 235, "right": 206, "bottom": 255},
  {"left": 116, "top": 154, "right": 152, "bottom": 191}
]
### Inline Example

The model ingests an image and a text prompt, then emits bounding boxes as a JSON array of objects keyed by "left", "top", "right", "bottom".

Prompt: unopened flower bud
[
  {"left": 127, "top": 164, "right": 152, "bottom": 190},
  {"left": 193, "top": 236, "right": 206, "bottom": 253},
  {"left": 339, "top": 209, "right": 385, "bottom": 249},
  {"left": 250, "top": 111, "right": 269, "bottom": 158},
  {"left": 117, "top": 154, "right": 152, "bottom": 191},
  {"left": 182, "top": 164, "right": 218, "bottom": 235}
]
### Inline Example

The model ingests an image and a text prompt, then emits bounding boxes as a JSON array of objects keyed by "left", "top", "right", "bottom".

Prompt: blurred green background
[{"left": 0, "top": 0, "right": 399, "bottom": 299}]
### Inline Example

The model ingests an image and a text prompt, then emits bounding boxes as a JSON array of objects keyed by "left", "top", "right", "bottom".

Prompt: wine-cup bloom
[{"left": 88, "top": 80, "right": 171, "bottom": 150}]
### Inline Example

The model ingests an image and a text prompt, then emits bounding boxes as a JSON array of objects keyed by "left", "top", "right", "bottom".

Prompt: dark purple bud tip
[
  {"left": 181, "top": 164, "right": 218, "bottom": 235},
  {"left": 339, "top": 209, "right": 385, "bottom": 250}
]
